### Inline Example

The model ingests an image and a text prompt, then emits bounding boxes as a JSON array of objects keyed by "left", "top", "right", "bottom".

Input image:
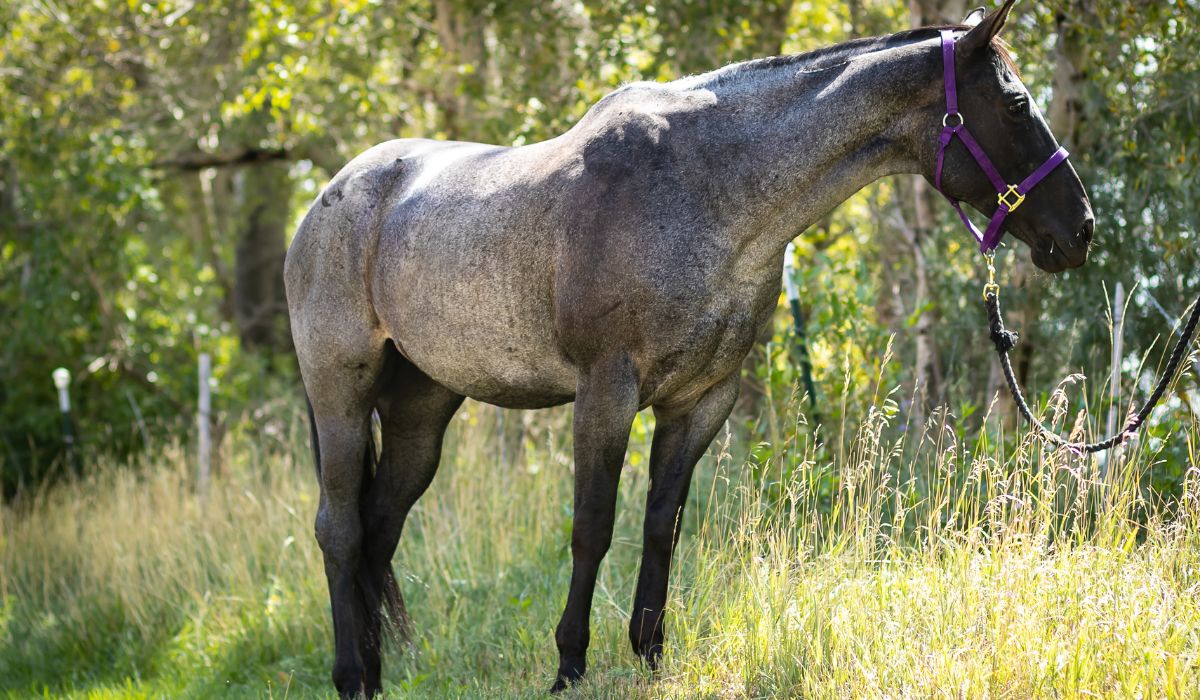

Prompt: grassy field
[{"left": 2, "top": 392, "right": 1200, "bottom": 699}]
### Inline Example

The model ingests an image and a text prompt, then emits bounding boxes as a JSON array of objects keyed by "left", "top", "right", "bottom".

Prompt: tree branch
[{"left": 149, "top": 148, "right": 290, "bottom": 172}]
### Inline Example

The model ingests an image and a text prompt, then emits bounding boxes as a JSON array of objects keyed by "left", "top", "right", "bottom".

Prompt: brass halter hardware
[
  {"left": 997, "top": 184, "right": 1026, "bottom": 212},
  {"left": 982, "top": 251, "right": 999, "bottom": 301}
]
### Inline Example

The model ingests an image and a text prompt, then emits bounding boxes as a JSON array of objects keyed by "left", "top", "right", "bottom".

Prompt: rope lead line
[{"left": 986, "top": 288, "right": 1200, "bottom": 454}]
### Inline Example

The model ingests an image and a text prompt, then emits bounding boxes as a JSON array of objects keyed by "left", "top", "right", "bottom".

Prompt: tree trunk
[
  {"left": 178, "top": 170, "right": 235, "bottom": 323},
  {"left": 230, "top": 160, "right": 293, "bottom": 353},
  {"left": 890, "top": 176, "right": 944, "bottom": 421},
  {"left": 433, "top": 0, "right": 488, "bottom": 140},
  {"left": 1047, "top": 3, "right": 1093, "bottom": 151},
  {"left": 894, "top": 0, "right": 965, "bottom": 424},
  {"left": 910, "top": 0, "right": 967, "bottom": 27},
  {"left": 751, "top": 1, "right": 795, "bottom": 58}
]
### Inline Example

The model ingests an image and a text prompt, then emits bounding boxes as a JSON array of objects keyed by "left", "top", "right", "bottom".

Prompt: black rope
[{"left": 986, "top": 289, "right": 1200, "bottom": 453}]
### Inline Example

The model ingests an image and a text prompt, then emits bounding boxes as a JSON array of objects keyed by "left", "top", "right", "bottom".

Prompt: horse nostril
[{"left": 1079, "top": 218, "right": 1095, "bottom": 245}]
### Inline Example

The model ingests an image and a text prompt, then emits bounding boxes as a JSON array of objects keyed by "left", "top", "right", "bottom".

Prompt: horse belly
[
  {"left": 373, "top": 217, "right": 577, "bottom": 409},
  {"left": 393, "top": 312, "right": 577, "bottom": 409}
]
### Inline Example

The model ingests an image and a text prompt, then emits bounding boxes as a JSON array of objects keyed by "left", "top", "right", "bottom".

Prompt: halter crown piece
[{"left": 933, "top": 30, "right": 1070, "bottom": 253}]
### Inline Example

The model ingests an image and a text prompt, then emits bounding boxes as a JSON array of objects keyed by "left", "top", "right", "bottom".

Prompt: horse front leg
[
  {"left": 630, "top": 374, "right": 739, "bottom": 668},
  {"left": 551, "top": 354, "right": 639, "bottom": 692}
]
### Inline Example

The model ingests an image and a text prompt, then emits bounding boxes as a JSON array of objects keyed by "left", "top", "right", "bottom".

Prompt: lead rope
[{"left": 984, "top": 253, "right": 1200, "bottom": 453}]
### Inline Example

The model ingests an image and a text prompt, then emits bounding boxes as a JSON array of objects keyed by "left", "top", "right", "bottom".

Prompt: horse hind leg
[
  {"left": 299, "top": 323, "right": 390, "bottom": 698},
  {"left": 357, "top": 347, "right": 464, "bottom": 691},
  {"left": 305, "top": 392, "right": 402, "bottom": 636}
]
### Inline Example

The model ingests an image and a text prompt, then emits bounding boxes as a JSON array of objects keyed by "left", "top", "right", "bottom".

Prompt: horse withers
[{"left": 284, "top": 1, "right": 1092, "bottom": 695}]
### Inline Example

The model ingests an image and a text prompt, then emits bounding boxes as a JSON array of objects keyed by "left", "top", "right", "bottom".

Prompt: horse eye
[{"left": 1008, "top": 99, "right": 1029, "bottom": 116}]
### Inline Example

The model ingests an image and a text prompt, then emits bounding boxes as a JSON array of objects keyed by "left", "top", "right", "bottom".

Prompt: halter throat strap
[{"left": 933, "top": 29, "right": 1070, "bottom": 253}]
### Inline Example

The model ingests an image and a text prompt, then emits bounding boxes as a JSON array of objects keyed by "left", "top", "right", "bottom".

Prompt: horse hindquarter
[{"left": 285, "top": 142, "right": 442, "bottom": 697}]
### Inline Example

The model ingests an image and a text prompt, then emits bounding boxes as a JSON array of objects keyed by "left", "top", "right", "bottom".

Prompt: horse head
[{"left": 928, "top": 0, "right": 1094, "bottom": 272}]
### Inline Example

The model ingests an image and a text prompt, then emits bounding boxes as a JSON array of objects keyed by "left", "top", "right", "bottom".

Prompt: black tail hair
[{"left": 306, "top": 393, "right": 322, "bottom": 477}]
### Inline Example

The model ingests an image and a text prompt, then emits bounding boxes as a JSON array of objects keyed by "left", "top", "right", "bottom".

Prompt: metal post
[
  {"left": 783, "top": 242, "right": 820, "bottom": 423},
  {"left": 52, "top": 367, "right": 79, "bottom": 473},
  {"left": 198, "top": 353, "right": 212, "bottom": 492},
  {"left": 1102, "top": 282, "right": 1125, "bottom": 481}
]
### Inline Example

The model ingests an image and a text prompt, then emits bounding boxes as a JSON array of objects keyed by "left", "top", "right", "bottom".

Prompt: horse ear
[
  {"left": 957, "top": 0, "right": 1016, "bottom": 56},
  {"left": 963, "top": 7, "right": 987, "bottom": 27}
]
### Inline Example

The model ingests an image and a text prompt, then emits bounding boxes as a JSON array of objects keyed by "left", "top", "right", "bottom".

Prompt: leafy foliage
[{"left": 1, "top": 0, "right": 1197, "bottom": 498}]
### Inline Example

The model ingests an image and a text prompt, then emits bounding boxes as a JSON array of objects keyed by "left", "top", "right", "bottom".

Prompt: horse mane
[{"left": 678, "top": 25, "right": 1019, "bottom": 90}]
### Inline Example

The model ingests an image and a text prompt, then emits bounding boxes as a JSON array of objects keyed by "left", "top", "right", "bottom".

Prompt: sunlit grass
[{"left": 2, "top": 379, "right": 1199, "bottom": 698}]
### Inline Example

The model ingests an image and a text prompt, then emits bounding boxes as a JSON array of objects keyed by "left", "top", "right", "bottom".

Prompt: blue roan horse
[{"left": 284, "top": 1, "right": 1092, "bottom": 695}]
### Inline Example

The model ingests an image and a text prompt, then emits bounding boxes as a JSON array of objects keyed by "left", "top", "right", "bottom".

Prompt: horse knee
[
  {"left": 643, "top": 506, "right": 681, "bottom": 554},
  {"left": 570, "top": 525, "right": 612, "bottom": 563}
]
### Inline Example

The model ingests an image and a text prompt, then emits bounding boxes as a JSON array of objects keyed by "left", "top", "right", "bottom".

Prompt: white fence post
[
  {"left": 52, "top": 367, "right": 78, "bottom": 471},
  {"left": 198, "top": 353, "right": 212, "bottom": 492},
  {"left": 783, "top": 242, "right": 799, "bottom": 303}
]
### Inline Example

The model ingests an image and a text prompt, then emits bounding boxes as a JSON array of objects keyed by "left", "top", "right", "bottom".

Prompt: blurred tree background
[{"left": 1, "top": 0, "right": 1196, "bottom": 497}]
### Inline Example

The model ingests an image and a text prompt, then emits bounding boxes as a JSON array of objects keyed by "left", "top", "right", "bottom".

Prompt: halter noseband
[{"left": 934, "top": 29, "right": 1070, "bottom": 253}]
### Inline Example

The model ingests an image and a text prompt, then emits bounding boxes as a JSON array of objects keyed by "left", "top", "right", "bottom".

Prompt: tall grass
[{"left": 2, "top": 367, "right": 1199, "bottom": 698}]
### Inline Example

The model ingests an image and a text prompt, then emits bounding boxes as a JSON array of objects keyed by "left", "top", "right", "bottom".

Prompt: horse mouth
[{"left": 1031, "top": 241, "right": 1086, "bottom": 273}]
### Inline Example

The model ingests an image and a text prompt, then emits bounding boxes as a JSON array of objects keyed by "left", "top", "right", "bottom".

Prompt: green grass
[{"left": 2, "top": 394, "right": 1199, "bottom": 699}]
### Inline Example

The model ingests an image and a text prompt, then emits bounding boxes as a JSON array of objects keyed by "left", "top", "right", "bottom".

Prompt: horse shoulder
[{"left": 551, "top": 92, "right": 732, "bottom": 370}]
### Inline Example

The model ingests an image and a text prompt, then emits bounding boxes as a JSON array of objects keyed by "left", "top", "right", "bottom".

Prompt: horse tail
[
  {"left": 305, "top": 393, "right": 379, "bottom": 483},
  {"left": 306, "top": 392, "right": 322, "bottom": 478},
  {"left": 362, "top": 411, "right": 379, "bottom": 487}
]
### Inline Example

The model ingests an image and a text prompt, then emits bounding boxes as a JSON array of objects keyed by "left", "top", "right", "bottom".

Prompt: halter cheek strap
[{"left": 933, "top": 29, "right": 1070, "bottom": 253}]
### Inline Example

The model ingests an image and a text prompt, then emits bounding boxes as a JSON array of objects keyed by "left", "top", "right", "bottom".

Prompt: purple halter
[{"left": 934, "top": 29, "right": 1070, "bottom": 253}]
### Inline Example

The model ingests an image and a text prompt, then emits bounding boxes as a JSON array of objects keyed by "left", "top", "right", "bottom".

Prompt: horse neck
[{"left": 685, "top": 37, "right": 943, "bottom": 266}]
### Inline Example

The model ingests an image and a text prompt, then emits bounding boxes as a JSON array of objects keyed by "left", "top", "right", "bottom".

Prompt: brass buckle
[
  {"left": 982, "top": 251, "right": 999, "bottom": 301},
  {"left": 997, "top": 185, "right": 1026, "bottom": 212}
]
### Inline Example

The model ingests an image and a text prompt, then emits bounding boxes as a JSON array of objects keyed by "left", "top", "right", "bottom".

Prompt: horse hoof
[
  {"left": 549, "top": 667, "right": 583, "bottom": 694},
  {"left": 640, "top": 648, "right": 663, "bottom": 673},
  {"left": 333, "top": 665, "right": 367, "bottom": 699}
]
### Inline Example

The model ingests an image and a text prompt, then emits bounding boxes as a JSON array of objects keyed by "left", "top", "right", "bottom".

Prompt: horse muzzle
[{"left": 1029, "top": 216, "right": 1092, "bottom": 272}]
